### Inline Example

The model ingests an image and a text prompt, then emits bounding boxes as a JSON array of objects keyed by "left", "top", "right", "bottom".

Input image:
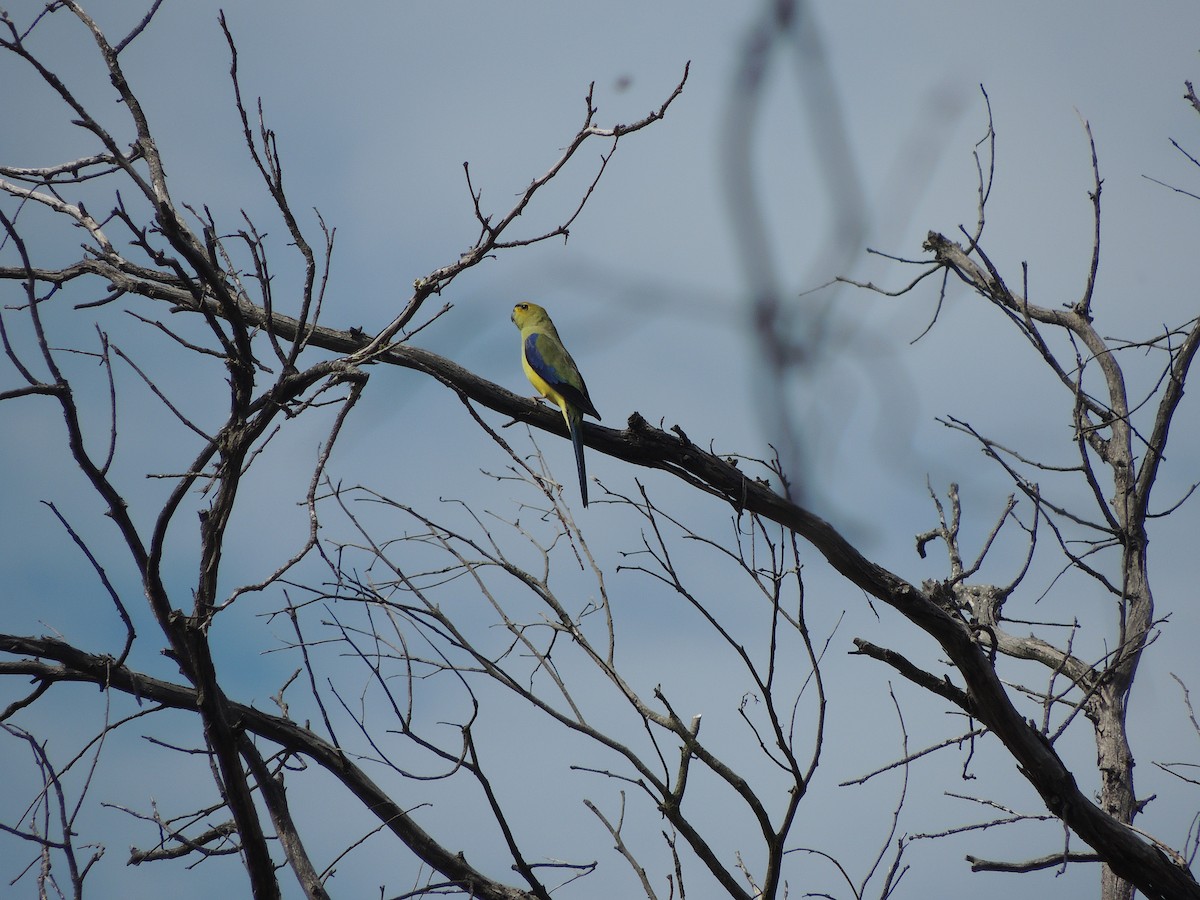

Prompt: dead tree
[{"left": 2, "top": 4, "right": 1199, "bottom": 900}]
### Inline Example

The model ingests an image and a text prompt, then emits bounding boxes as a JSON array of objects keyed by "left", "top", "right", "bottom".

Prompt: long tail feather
[{"left": 567, "top": 411, "right": 589, "bottom": 508}]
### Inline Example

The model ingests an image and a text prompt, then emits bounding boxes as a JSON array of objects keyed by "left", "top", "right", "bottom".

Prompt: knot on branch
[
  {"left": 955, "top": 582, "right": 1009, "bottom": 627},
  {"left": 921, "top": 578, "right": 1009, "bottom": 629},
  {"left": 923, "top": 230, "right": 998, "bottom": 295},
  {"left": 921, "top": 578, "right": 958, "bottom": 611}
]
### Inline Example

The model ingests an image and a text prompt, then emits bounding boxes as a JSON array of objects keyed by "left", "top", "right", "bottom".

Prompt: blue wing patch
[
  {"left": 524, "top": 332, "right": 600, "bottom": 420},
  {"left": 524, "top": 333, "right": 567, "bottom": 390}
]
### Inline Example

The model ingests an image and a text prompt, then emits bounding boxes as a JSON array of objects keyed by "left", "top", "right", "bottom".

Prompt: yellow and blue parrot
[{"left": 511, "top": 302, "right": 601, "bottom": 507}]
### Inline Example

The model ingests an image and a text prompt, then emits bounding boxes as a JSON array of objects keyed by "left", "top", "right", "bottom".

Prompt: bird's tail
[{"left": 567, "top": 411, "right": 589, "bottom": 508}]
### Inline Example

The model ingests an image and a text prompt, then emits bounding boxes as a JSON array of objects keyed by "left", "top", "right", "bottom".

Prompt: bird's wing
[{"left": 524, "top": 331, "right": 600, "bottom": 419}]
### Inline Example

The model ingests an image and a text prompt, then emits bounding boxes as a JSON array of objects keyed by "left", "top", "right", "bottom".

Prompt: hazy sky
[{"left": 3, "top": 2, "right": 1200, "bottom": 898}]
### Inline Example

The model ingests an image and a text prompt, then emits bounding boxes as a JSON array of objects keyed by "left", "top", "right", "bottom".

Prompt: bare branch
[{"left": 967, "top": 851, "right": 1101, "bottom": 873}]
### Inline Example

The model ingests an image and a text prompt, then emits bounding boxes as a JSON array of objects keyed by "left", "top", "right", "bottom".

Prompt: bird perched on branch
[{"left": 511, "top": 302, "right": 601, "bottom": 507}]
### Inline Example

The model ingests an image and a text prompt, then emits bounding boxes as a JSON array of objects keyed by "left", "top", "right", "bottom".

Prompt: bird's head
[{"left": 511, "top": 301, "right": 551, "bottom": 330}]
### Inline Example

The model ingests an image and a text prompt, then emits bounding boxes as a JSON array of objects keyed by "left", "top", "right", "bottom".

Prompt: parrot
[{"left": 511, "top": 302, "right": 601, "bottom": 507}]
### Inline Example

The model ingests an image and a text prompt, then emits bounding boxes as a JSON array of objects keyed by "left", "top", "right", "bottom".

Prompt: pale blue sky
[{"left": 2, "top": 2, "right": 1199, "bottom": 898}]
